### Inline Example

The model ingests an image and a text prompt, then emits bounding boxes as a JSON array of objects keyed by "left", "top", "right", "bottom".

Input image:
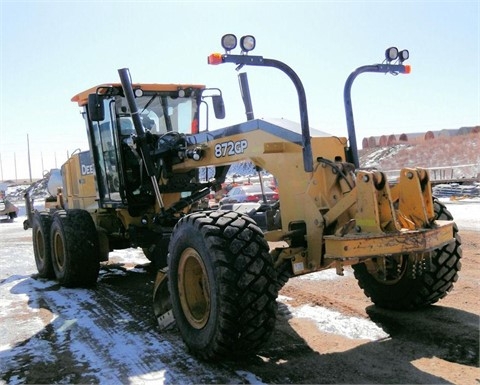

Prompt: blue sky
[{"left": 1, "top": 0, "right": 478, "bottom": 180}]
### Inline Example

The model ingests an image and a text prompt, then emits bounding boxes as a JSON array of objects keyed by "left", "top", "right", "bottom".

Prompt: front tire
[
  {"left": 50, "top": 210, "right": 100, "bottom": 287},
  {"left": 167, "top": 210, "right": 277, "bottom": 360},
  {"left": 353, "top": 198, "right": 462, "bottom": 309},
  {"left": 32, "top": 211, "right": 54, "bottom": 278},
  {"left": 272, "top": 248, "right": 293, "bottom": 291}
]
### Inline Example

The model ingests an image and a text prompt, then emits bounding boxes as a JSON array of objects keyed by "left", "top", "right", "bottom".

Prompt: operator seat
[{"left": 118, "top": 118, "right": 142, "bottom": 193}]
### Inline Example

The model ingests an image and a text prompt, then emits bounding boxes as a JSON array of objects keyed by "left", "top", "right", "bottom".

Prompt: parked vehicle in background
[
  {"left": 0, "top": 190, "right": 19, "bottom": 221},
  {"left": 218, "top": 184, "right": 279, "bottom": 207}
]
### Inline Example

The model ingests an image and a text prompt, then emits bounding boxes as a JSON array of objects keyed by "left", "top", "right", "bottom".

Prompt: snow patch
[
  {"left": 288, "top": 304, "right": 389, "bottom": 341},
  {"left": 278, "top": 295, "right": 389, "bottom": 341},
  {"left": 298, "top": 269, "right": 351, "bottom": 281}
]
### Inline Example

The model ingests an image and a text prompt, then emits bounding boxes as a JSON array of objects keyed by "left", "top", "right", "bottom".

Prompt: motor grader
[{"left": 25, "top": 35, "right": 461, "bottom": 361}]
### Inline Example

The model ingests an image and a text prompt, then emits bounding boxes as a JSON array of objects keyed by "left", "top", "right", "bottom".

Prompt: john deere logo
[{"left": 79, "top": 151, "right": 94, "bottom": 176}]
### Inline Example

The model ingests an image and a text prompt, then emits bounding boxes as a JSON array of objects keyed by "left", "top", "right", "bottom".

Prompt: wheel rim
[
  {"left": 53, "top": 231, "right": 66, "bottom": 271},
  {"left": 178, "top": 247, "right": 210, "bottom": 329},
  {"left": 35, "top": 229, "right": 45, "bottom": 265},
  {"left": 371, "top": 254, "right": 408, "bottom": 284}
]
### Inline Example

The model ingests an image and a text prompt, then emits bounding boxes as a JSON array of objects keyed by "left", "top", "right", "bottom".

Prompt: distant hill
[
  {"left": 226, "top": 132, "right": 480, "bottom": 180},
  {"left": 359, "top": 133, "right": 480, "bottom": 179}
]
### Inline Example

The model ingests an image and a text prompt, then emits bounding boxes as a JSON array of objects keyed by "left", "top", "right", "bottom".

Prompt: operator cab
[{"left": 72, "top": 83, "right": 217, "bottom": 214}]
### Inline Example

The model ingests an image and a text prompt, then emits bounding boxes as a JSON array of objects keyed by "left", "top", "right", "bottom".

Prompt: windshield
[{"left": 116, "top": 93, "right": 197, "bottom": 135}]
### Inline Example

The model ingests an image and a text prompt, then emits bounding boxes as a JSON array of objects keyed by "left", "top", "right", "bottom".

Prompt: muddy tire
[
  {"left": 272, "top": 248, "right": 293, "bottom": 291},
  {"left": 353, "top": 198, "right": 462, "bottom": 310},
  {"left": 50, "top": 209, "right": 100, "bottom": 287},
  {"left": 32, "top": 211, "right": 54, "bottom": 278},
  {"left": 167, "top": 210, "right": 277, "bottom": 360}
]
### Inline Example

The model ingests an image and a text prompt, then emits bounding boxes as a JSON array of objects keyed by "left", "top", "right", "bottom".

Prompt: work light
[
  {"left": 399, "top": 49, "right": 409, "bottom": 62},
  {"left": 240, "top": 35, "right": 256, "bottom": 53},
  {"left": 385, "top": 46, "right": 399, "bottom": 62},
  {"left": 221, "top": 34, "right": 237, "bottom": 52}
]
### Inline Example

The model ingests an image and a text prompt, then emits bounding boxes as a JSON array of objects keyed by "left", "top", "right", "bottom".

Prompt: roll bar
[
  {"left": 209, "top": 53, "right": 314, "bottom": 173},
  {"left": 344, "top": 63, "right": 411, "bottom": 169}
]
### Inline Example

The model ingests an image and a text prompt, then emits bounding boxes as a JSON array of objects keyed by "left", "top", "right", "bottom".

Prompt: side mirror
[
  {"left": 88, "top": 94, "right": 105, "bottom": 121},
  {"left": 212, "top": 95, "right": 225, "bottom": 119}
]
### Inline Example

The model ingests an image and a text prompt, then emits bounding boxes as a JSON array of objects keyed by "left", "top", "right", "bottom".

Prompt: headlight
[
  {"left": 221, "top": 34, "right": 237, "bottom": 51},
  {"left": 399, "top": 49, "right": 409, "bottom": 62},
  {"left": 240, "top": 35, "right": 256, "bottom": 52},
  {"left": 385, "top": 46, "right": 399, "bottom": 62}
]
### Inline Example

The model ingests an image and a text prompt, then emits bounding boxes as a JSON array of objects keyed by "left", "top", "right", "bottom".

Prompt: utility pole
[{"left": 27, "top": 134, "right": 32, "bottom": 182}]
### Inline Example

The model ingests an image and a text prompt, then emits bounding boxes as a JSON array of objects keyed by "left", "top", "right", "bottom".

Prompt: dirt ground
[
  {"left": 232, "top": 230, "right": 479, "bottom": 384},
  {"left": 1, "top": 228, "right": 478, "bottom": 384}
]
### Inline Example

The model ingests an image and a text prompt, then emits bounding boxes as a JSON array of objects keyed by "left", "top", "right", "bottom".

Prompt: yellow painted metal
[
  {"left": 323, "top": 220, "right": 454, "bottom": 260},
  {"left": 355, "top": 170, "right": 399, "bottom": 233},
  {"left": 178, "top": 247, "right": 210, "bottom": 329},
  {"left": 153, "top": 269, "right": 175, "bottom": 330},
  {"left": 323, "top": 188, "right": 357, "bottom": 228},
  {"left": 300, "top": 158, "right": 355, "bottom": 268},
  {"left": 263, "top": 229, "right": 287, "bottom": 242},
  {"left": 52, "top": 230, "right": 66, "bottom": 270},
  {"left": 62, "top": 152, "right": 97, "bottom": 210},
  {"left": 396, "top": 168, "right": 435, "bottom": 227},
  {"left": 273, "top": 247, "right": 307, "bottom": 272},
  {"left": 263, "top": 142, "right": 287, "bottom": 153}
]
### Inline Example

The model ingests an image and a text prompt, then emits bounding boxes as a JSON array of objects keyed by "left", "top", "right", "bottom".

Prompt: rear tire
[
  {"left": 32, "top": 211, "right": 54, "bottom": 278},
  {"left": 50, "top": 209, "right": 100, "bottom": 287},
  {"left": 167, "top": 210, "right": 277, "bottom": 360},
  {"left": 353, "top": 198, "right": 462, "bottom": 309}
]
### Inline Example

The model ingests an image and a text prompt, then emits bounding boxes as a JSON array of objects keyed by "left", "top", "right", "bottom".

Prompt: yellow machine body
[{"left": 25, "top": 42, "right": 461, "bottom": 361}]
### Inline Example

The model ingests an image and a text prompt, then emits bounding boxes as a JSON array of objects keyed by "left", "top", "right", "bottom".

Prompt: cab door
[{"left": 88, "top": 97, "right": 122, "bottom": 206}]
